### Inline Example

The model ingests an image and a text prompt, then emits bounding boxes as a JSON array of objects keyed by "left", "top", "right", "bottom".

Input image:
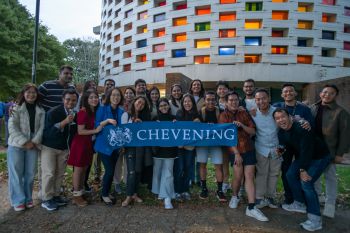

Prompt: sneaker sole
[
  {"left": 300, "top": 224, "right": 322, "bottom": 231},
  {"left": 246, "top": 212, "right": 269, "bottom": 222},
  {"left": 41, "top": 203, "right": 57, "bottom": 211},
  {"left": 282, "top": 206, "right": 306, "bottom": 214}
]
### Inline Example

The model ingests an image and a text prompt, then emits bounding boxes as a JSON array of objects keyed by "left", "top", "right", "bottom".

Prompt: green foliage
[
  {"left": 63, "top": 38, "right": 100, "bottom": 85},
  {"left": 0, "top": 0, "right": 65, "bottom": 100}
]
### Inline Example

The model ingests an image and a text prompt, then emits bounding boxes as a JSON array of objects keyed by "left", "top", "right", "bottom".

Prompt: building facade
[{"left": 98, "top": 0, "right": 350, "bottom": 95}]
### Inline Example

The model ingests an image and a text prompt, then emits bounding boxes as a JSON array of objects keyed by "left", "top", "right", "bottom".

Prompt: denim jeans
[
  {"left": 7, "top": 146, "right": 38, "bottom": 206},
  {"left": 152, "top": 158, "right": 175, "bottom": 199},
  {"left": 174, "top": 149, "right": 195, "bottom": 193},
  {"left": 281, "top": 152, "right": 294, "bottom": 204},
  {"left": 125, "top": 148, "right": 141, "bottom": 196},
  {"left": 100, "top": 150, "right": 119, "bottom": 197},
  {"left": 286, "top": 155, "right": 331, "bottom": 216}
]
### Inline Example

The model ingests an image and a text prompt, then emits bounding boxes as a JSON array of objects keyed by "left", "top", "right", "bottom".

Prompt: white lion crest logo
[{"left": 107, "top": 127, "right": 132, "bottom": 147}]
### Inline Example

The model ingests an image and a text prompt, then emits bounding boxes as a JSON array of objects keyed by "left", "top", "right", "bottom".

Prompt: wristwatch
[{"left": 299, "top": 169, "right": 306, "bottom": 173}]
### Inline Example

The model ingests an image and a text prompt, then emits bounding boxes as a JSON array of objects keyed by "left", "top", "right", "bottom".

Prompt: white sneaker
[
  {"left": 246, "top": 206, "right": 269, "bottom": 222},
  {"left": 164, "top": 198, "right": 173, "bottom": 210},
  {"left": 182, "top": 192, "right": 191, "bottom": 201},
  {"left": 229, "top": 196, "right": 240, "bottom": 209},
  {"left": 300, "top": 219, "right": 322, "bottom": 231},
  {"left": 222, "top": 183, "right": 231, "bottom": 193},
  {"left": 255, "top": 199, "right": 269, "bottom": 209},
  {"left": 323, "top": 204, "right": 335, "bottom": 218},
  {"left": 282, "top": 201, "right": 307, "bottom": 213}
]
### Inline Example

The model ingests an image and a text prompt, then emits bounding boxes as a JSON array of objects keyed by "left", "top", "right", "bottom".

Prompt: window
[
  {"left": 113, "top": 60, "right": 119, "bottom": 67},
  {"left": 194, "top": 56, "right": 210, "bottom": 64},
  {"left": 107, "top": 33, "right": 112, "bottom": 40},
  {"left": 154, "top": 28, "right": 165, "bottom": 37},
  {"left": 173, "top": 17, "right": 187, "bottom": 26},
  {"left": 137, "top": 39, "right": 147, "bottom": 48},
  {"left": 196, "top": 6, "right": 211, "bottom": 15},
  {"left": 154, "top": 13, "right": 166, "bottom": 22},
  {"left": 138, "top": 11, "right": 148, "bottom": 20},
  {"left": 137, "top": 25, "right": 148, "bottom": 34},
  {"left": 322, "top": 48, "right": 336, "bottom": 57},
  {"left": 195, "top": 39, "right": 210, "bottom": 48},
  {"left": 297, "top": 55, "right": 312, "bottom": 64},
  {"left": 271, "top": 46, "right": 288, "bottom": 54},
  {"left": 173, "top": 33, "right": 187, "bottom": 42},
  {"left": 345, "top": 24, "right": 350, "bottom": 33},
  {"left": 123, "top": 64, "right": 131, "bottom": 72},
  {"left": 322, "top": 0, "right": 336, "bottom": 5},
  {"left": 219, "top": 12, "right": 236, "bottom": 21},
  {"left": 272, "top": 0, "right": 288, "bottom": 2},
  {"left": 114, "top": 47, "right": 120, "bottom": 55},
  {"left": 220, "top": 0, "right": 236, "bottom": 4},
  {"left": 245, "top": 20, "right": 262, "bottom": 29},
  {"left": 114, "top": 34, "right": 120, "bottom": 42},
  {"left": 124, "top": 36, "right": 132, "bottom": 45},
  {"left": 245, "top": 54, "right": 261, "bottom": 63},
  {"left": 106, "top": 69, "right": 110, "bottom": 76},
  {"left": 322, "top": 30, "right": 335, "bottom": 40},
  {"left": 138, "top": 0, "right": 149, "bottom": 5},
  {"left": 246, "top": 2, "right": 263, "bottom": 11},
  {"left": 114, "top": 22, "right": 121, "bottom": 30},
  {"left": 107, "top": 45, "right": 111, "bottom": 52},
  {"left": 344, "top": 58, "right": 350, "bottom": 67},
  {"left": 125, "top": 9, "right": 132, "bottom": 18},
  {"left": 106, "top": 57, "right": 111, "bottom": 64},
  {"left": 245, "top": 37, "right": 262, "bottom": 46},
  {"left": 172, "top": 49, "right": 186, "bottom": 57},
  {"left": 174, "top": 2, "right": 187, "bottom": 10},
  {"left": 155, "top": 0, "right": 166, "bottom": 7},
  {"left": 195, "top": 22, "right": 210, "bottom": 31},
  {"left": 272, "top": 11, "right": 288, "bottom": 20},
  {"left": 153, "top": 43, "right": 165, "bottom": 52},
  {"left": 272, "top": 28, "right": 288, "bottom": 37},
  {"left": 322, "top": 13, "right": 336, "bottom": 23},
  {"left": 344, "top": 42, "right": 350, "bottom": 50},
  {"left": 345, "top": 7, "right": 350, "bottom": 16},
  {"left": 124, "top": 22, "right": 132, "bottom": 31},
  {"left": 219, "top": 29, "right": 236, "bottom": 38},
  {"left": 219, "top": 46, "right": 235, "bottom": 55},
  {"left": 125, "top": 0, "right": 133, "bottom": 4},
  {"left": 297, "top": 20, "right": 313, "bottom": 29},
  {"left": 298, "top": 38, "right": 313, "bottom": 47},
  {"left": 298, "top": 3, "right": 313, "bottom": 12},
  {"left": 123, "top": 50, "right": 132, "bottom": 58},
  {"left": 136, "top": 54, "right": 147, "bottom": 62},
  {"left": 153, "top": 59, "right": 165, "bottom": 67}
]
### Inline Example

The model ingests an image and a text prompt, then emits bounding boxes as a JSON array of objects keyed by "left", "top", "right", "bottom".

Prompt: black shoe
[
  {"left": 216, "top": 190, "right": 227, "bottom": 202},
  {"left": 53, "top": 196, "right": 68, "bottom": 206},
  {"left": 199, "top": 188, "right": 209, "bottom": 199}
]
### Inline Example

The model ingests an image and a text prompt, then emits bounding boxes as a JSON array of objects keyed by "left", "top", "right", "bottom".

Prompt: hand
[
  {"left": 232, "top": 121, "right": 243, "bottom": 128},
  {"left": 134, "top": 118, "right": 142, "bottom": 123},
  {"left": 249, "top": 108, "right": 257, "bottom": 117},
  {"left": 234, "top": 153, "right": 243, "bottom": 167},
  {"left": 106, "top": 119, "right": 117, "bottom": 126},
  {"left": 334, "top": 155, "right": 344, "bottom": 164},
  {"left": 300, "top": 171, "right": 312, "bottom": 182},
  {"left": 172, "top": 119, "right": 176, "bottom": 122},
  {"left": 95, "top": 125, "right": 103, "bottom": 133},
  {"left": 65, "top": 114, "right": 75, "bottom": 124},
  {"left": 24, "top": 141, "right": 34, "bottom": 149},
  {"left": 300, "top": 120, "right": 311, "bottom": 131}
]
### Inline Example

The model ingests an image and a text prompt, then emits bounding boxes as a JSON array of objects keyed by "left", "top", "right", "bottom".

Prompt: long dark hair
[
  {"left": 147, "top": 86, "right": 160, "bottom": 109},
  {"left": 105, "top": 87, "right": 124, "bottom": 107},
  {"left": 170, "top": 84, "right": 183, "bottom": 108},
  {"left": 17, "top": 83, "right": 41, "bottom": 106},
  {"left": 179, "top": 94, "right": 199, "bottom": 120},
  {"left": 189, "top": 79, "right": 205, "bottom": 98},
  {"left": 129, "top": 96, "right": 151, "bottom": 121},
  {"left": 157, "top": 97, "right": 171, "bottom": 115},
  {"left": 81, "top": 89, "right": 99, "bottom": 116},
  {"left": 83, "top": 80, "right": 97, "bottom": 92}
]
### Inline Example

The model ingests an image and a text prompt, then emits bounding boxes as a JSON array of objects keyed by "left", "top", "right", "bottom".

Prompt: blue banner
[{"left": 94, "top": 122, "right": 237, "bottom": 155}]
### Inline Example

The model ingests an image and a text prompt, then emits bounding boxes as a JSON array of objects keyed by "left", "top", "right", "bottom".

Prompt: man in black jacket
[
  {"left": 273, "top": 108, "right": 331, "bottom": 232},
  {"left": 41, "top": 90, "right": 78, "bottom": 211}
]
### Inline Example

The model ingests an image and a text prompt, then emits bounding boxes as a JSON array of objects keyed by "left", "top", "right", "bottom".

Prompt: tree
[
  {"left": 0, "top": 0, "right": 65, "bottom": 99},
  {"left": 63, "top": 38, "right": 100, "bottom": 85}
]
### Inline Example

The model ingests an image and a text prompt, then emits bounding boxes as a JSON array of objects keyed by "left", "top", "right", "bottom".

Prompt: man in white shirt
[
  {"left": 241, "top": 79, "right": 257, "bottom": 111},
  {"left": 251, "top": 89, "right": 281, "bottom": 209}
]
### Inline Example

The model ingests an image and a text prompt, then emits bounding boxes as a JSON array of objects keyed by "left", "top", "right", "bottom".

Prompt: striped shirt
[{"left": 38, "top": 80, "right": 75, "bottom": 111}]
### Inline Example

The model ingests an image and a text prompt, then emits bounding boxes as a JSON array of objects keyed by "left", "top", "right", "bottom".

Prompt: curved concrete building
[{"left": 98, "top": 0, "right": 350, "bottom": 93}]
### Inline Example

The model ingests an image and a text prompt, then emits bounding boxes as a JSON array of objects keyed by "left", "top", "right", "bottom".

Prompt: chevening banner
[{"left": 94, "top": 122, "right": 237, "bottom": 155}]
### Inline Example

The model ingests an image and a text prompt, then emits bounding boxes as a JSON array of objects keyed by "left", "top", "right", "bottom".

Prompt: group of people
[{"left": 6, "top": 65, "right": 350, "bottom": 232}]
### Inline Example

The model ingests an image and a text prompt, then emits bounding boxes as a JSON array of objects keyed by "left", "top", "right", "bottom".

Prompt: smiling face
[
  {"left": 243, "top": 81, "right": 255, "bottom": 97},
  {"left": 274, "top": 111, "right": 292, "bottom": 130},
  {"left": 191, "top": 81, "right": 202, "bottom": 96},
  {"left": 226, "top": 94, "right": 240, "bottom": 112},
  {"left": 171, "top": 85, "right": 182, "bottom": 100},
  {"left": 216, "top": 85, "right": 228, "bottom": 99},
  {"left": 320, "top": 87, "right": 337, "bottom": 104},
  {"left": 281, "top": 86, "right": 297, "bottom": 102},
  {"left": 88, "top": 92, "right": 99, "bottom": 108},
  {"left": 158, "top": 100, "right": 170, "bottom": 114},
  {"left": 255, "top": 91, "right": 270, "bottom": 112},
  {"left": 205, "top": 94, "right": 216, "bottom": 110},
  {"left": 63, "top": 93, "right": 78, "bottom": 110},
  {"left": 150, "top": 89, "right": 160, "bottom": 103},
  {"left": 124, "top": 88, "right": 135, "bottom": 102},
  {"left": 24, "top": 87, "right": 37, "bottom": 104},
  {"left": 183, "top": 96, "right": 193, "bottom": 112},
  {"left": 134, "top": 97, "right": 146, "bottom": 112},
  {"left": 135, "top": 82, "right": 147, "bottom": 95},
  {"left": 59, "top": 68, "right": 73, "bottom": 85},
  {"left": 110, "top": 89, "right": 122, "bottom": 107}
]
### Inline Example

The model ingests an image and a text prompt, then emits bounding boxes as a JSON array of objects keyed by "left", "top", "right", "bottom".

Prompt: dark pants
[
  {"left": 281, "top": 153, "right": 294, "bottom": 204},
  {"left": 174, "top": 149, "right": 195, "bottom": 193},
  {"left": 125, "top": 149, "right": 141, "bottom": 196},
  {"left": 286, "top": 155, "right": 331, "bottom": 216},
  {"left": 100, "top": 150, "right": 119, "bottom": 197}
]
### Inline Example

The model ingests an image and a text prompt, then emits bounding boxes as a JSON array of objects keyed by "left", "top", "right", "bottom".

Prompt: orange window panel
[
  {"left": 272, "top": 0, "right": 288, "bottom": 2},
  {"left": 196, "top": 8, "right": 211, "bottom": 15},
  {"left": 297, "top": 55, "right": 312, "bottom": 64},
  {"left": 245, "top": 55, "right": 260, "bottom": 63},
  {"left": 272, "top": 11, "right": 288, "bottom": 20},
  {"left": 298, "top": 21, "right": 313, "bottom": 29},
  {"left": 174, "top": 33, "right": 187, "bottom": 42},
  {"left": 155, "top": 59, "right": 165, "bottom": 67},
  {"left": 156, "top": 28, "right": 166, "bottom": 37},
  {"left": 245, "top": 20, "right": 262, "bottom": 29},
  {"left": 138, "top": 55, "right": 146, "bottom": 62},
  {"left": 220, "top": 13, "right": 236, "bottom": 21},
  {"left": 194, "top": 56, "right": 210, "bottom": 64},
  {"left": 196, "top": 40, "right": 210, "bottom": 48},
  {"left": 220, "top": 0, "right": 236, "bottom": 4},
  {"left": 272, "top": 30, "right": 284, "bottom": 37},
  {"left": 271, "top": 46, "right": 288, "bottom": 54},
  {"left": 173, "top": 17, "right": 187, "bottom": 26},
  {"left": 219, "top": 29, "right": 236, "bottom": 38}
]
